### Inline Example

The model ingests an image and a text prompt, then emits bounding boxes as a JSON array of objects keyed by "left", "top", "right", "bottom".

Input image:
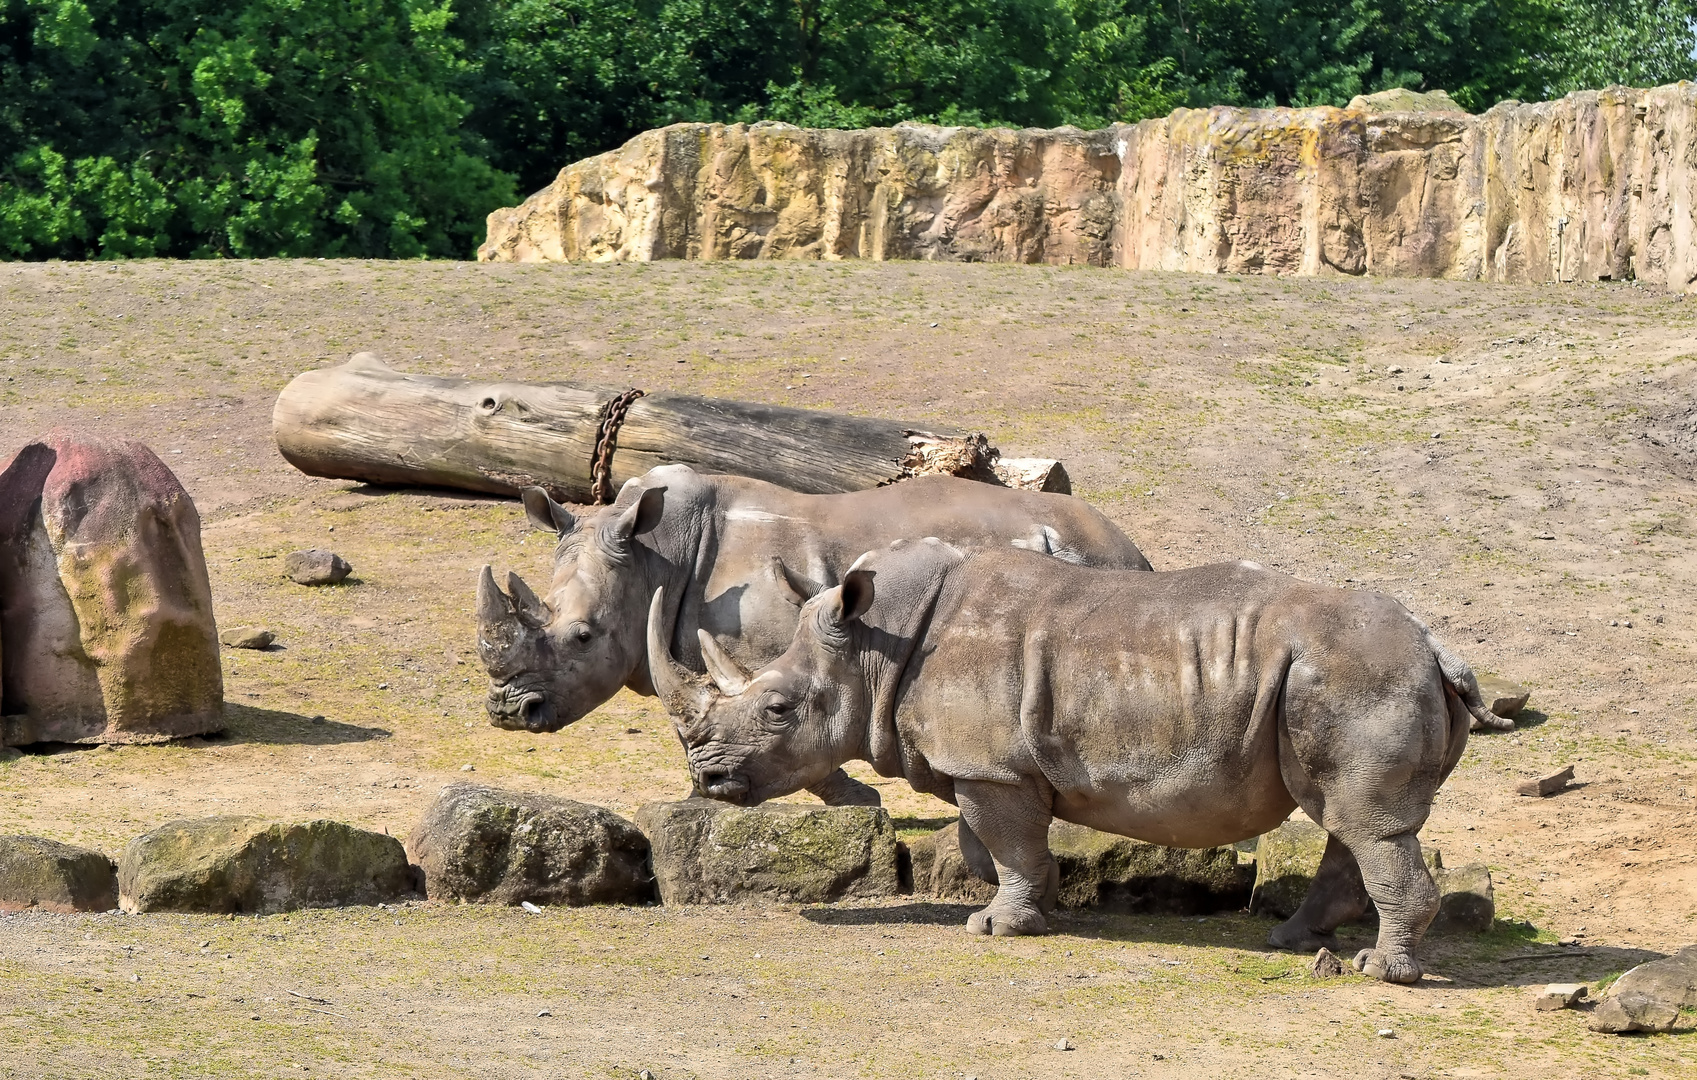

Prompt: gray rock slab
[
  {"left": 1431, "top": 862, "right": 1494, "bottom": 934},
  {"left": 284, "top": 549, "right": 351, "bottom": 586},
  {"left": 1590, "top": 945, "right": 1697, "bottom": 1033},
  {"left": 1534, "top": 983, "right": 1588, "bottom": 1010},
  {"left": 1476, "top": 674, "right": 1530, "bottom": 719},
  {"left": 635, "top": 799, "right": 899, "bottom": 905},
  {"left": 1251, "top": 820, "right": 1330, "bottom": 920},
  {"left": 118, "top": 816, "right": 415, "bottom": 914},
  {"left": 0, "top": 835, "right": 117, "bottom": 912},
  {"left": 407, "top": 782, "right": 653, "bottom": 906},
  {"left": 906, "top": 822, "right": 997, "bottom": 904}
]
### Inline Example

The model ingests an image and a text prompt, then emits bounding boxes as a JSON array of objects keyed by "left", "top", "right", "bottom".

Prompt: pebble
[
  {"left": 537, "top": 1008, "right": 552, "bottom": 1017},
  {"left": 1054, "top": 1038, "right": 1073, "bottom": 1051},
  {"left": 460, "top": 764, "right": 475, "bottom": 772},
  {"left": 521, "top": 901, "right": 543, "bottom": 915},
  {"left": 1377, "top": 1028, "right": 1395, "bottom": 1038}
]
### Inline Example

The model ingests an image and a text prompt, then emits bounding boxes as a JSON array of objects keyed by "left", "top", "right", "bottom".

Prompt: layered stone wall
[{"left": 479, "top": 83, "right": 1697, "bottom": 291}]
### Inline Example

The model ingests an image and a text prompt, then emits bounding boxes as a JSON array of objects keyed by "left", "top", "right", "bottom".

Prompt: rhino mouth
[
  {"left": 486, "top": 683, "right": 559, "bottom": 732},
  {"left": 695, "top": 767, "right": 751, "bottom": 804}
]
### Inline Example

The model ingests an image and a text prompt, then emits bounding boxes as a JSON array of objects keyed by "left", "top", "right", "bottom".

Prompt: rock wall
[{"left": 479, "top": 83, "right": 1697, "bottom": 291}]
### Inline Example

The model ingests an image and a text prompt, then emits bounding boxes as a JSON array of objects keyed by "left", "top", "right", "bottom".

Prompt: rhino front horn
[
  {"left": 477, "top": 564, "right": 511, "bottom": 628},
  {"left": 645, "top": 587, "right": 712, "bottom": 723}
]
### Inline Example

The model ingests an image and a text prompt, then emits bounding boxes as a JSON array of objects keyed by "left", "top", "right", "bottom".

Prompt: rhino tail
[{"left": 1425, "top": 630, "right": 1513, "bottom": 733}]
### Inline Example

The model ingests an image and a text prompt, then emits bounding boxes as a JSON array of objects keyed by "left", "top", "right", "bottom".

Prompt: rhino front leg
[
  {"left": 954, "top": 777, "right": 1057, "bottom": 937},
  {"left": 1268, "top": 832, "right": 1372, "bottom": 953},
  {"left": 806, "top": 767, "right": 882, "bottom": 807}
]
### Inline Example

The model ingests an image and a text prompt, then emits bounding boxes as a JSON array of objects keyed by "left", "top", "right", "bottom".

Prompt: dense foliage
[{"left": 4, "top": 0, "right": 1694, "bottom": 259}]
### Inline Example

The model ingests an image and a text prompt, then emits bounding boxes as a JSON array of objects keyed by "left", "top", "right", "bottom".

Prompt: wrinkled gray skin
[
  {"left": 478, "top": 464, "right": 1150, "bottom": 806},
  {"left": 649, "top": 539, "right": 1505, "bottom": 982}
]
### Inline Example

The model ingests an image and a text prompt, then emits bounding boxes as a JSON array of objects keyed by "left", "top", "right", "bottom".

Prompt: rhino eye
[
  {"left": 761, "top": 695, "right": 793, "bottom": 726},
  {"left": 566, "top": 621, "right": 592, "bottom": 644}
]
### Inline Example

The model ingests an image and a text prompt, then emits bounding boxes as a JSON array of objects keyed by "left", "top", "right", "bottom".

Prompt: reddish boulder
[{"left": 0, "top": 432, "right": 223, "bottom": 745}]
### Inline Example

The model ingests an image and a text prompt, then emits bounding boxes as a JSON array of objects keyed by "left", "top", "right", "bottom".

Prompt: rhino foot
[
  {"left": 967, "top": 904, "right": 1047, "bottom": 937},
  {"left": 1267, "top": 921, "right": 1339, "bottom": 954},
  {"left": 1352, "top": 948, "right": 1422, "bottom": 984}
]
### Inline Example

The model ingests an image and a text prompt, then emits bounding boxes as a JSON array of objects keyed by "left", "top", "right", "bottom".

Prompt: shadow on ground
[{"left": 219, "top": 703, "right": 391, "bottom": 746}]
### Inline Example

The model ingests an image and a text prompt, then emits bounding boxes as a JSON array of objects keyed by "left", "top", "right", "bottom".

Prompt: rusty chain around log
[{"left": 590, "top": 388, "right": 646, "bottom": 503}]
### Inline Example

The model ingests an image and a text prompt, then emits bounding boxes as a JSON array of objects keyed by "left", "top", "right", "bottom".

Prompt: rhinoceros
[
  {"left": 647, "top": 538, "right": 1508, "bottom": 982},
  {"left": 477, "top": 464, "right": 1150, "bottom": 806}
]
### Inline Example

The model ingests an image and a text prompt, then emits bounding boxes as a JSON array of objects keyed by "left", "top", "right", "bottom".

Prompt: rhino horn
[
  {"left": 697, "top": 629, "right": 752, "bottom": 696},
  {"left": 646, "top": 588, "right": 711, "bottom": 722},
  {"left": 477, "top": 565, "right": 512, "bottom": 629},
  {"left": 506, "top": 571, "right": 551, "bottom": 628}
]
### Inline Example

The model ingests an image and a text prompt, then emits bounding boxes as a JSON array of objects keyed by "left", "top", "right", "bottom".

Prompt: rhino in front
[
  {"left": 477, "top": 464, "right": 1150, "bottom": 806},
  {"left": 649, "top": 539, "right": 1509, "bottom": 982}
]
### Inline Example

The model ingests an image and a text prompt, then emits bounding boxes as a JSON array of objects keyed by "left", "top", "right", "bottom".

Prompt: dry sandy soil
[{"left": 1, "top": 259, "right": 1694, "bottom": 1079}]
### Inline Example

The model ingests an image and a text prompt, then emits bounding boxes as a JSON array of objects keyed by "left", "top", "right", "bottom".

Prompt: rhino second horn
[
  {"left": 477, "top": 565, "right": 512, "bottom": 627},
  {"left": 506, "top": 571, "right": 551, "bottom": 627},
  {"left": 646, "top": 588, "right": 712, "bottom": 722},
  {"left": 697, "top": 630, "right": 752, "bottom": 697}
]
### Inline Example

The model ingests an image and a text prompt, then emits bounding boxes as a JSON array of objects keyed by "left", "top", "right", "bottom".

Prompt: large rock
[
  {"left": 1251, "top": 820, "right": 1330, "bottom": 919},
  {"left": 0, "top": 432, "right": 222, "bottom": 746},
  {"left": 635, "top": 799, "right": 899, "bottom": 905},
  {"left": 0, "top": 836, "right": 117, "bottom": 912},
  {"left": 1476, "top": 674, "right": 1530, "bottom": 719},
  {"left": 284, "top": 549, "right": 351, "bottom": 586},
  {"left": 1590, "top": 945, "right": 1697, "bottom": 1033},
  {"left": 906, "top": 822, "right": 997, "bottom": 904},
  {"left": 481, "top": 83, "right": 1697, "bottom": 295},
  {"left": 1430, "top": 857, "right": 1495, "bottom": 934},
  {"left": 408, "top": 783, "right": 653, "bottom": 906},
  {"left": 906, "top": 821, "right": 1250, "bottom": 913},
  {"left": 118, "top": 816, "right": 416, "bottom": 914}
]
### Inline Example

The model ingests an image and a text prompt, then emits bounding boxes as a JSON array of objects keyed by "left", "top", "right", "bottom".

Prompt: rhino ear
[
  {"left": 768, "top": 556, "right": 823, "bottom": 607},
  {"left": 604, "top": 485, "right": 665, "bottom": 551},
  {"left": 823, "top": 564, "right": 875, "bottom": 631},
  {"left": 521, "top": 486, "right": 576, "bottom": 536},
  {"left": 506, "top": 571, "right": 551, "bottom": 628}
]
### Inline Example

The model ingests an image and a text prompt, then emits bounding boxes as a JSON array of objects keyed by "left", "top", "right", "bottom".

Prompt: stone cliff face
[{"left": 479, "top": 83, "right": 1697, "bottom": 291}]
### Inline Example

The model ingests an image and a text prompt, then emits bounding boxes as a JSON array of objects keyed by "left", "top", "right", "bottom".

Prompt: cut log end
[{"left": 899, "top": 431, "right": 1070, "bottom": 494}]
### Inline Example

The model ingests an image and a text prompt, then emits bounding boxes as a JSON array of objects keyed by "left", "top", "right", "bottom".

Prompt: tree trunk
[{"left": 272, "top": 354, "right": 1068, "bottom": 503}]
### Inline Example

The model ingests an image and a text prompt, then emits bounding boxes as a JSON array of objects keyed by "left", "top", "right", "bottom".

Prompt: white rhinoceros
[
  {"left": 477, "top": 464, "right": 1150, "bottom": 806},
  {"left": 647, "top": 538, "right": 1507, "bottom": 981}
]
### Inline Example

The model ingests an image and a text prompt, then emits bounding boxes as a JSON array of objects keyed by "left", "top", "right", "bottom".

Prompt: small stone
[
  {"left": 1388, "top": 365, "right": 1404, "bottom": 374},
  {"left": 1310, "top": 947, "right": 1346, "bottom": 979},
  {"left": 218, "top": 627, "right": 275, "bottom": 650},
  {"left": 537, "top": 1008, "right": 552, "bottom": 1017},
  {"left": 1535, "top": 983, "right": 1588, "bottom": 1010},
  {"left": 521, "top": 901, "right": 543, "bottom": 914},
  {"left": 639, "top": 1071, "right": 655, "bottom": 1080},
  {"left": 1054, "top": 1038, "right": 1073, "bottom": 1051},
  {"left": 1516, "top": 765, "right": 1575, "bottom": 798},
  {"left": 460, "top": 764, "right": 475, "bottom": 772},
  {"left": 284, "top": 549, "right": 351, "bottom": 586},
  {"left": 1475, "top": 674, "right": 1530, "bottom": 719},
  {"left": 1377, "top": 1028, "right": 1395, "bottom": 1038}
]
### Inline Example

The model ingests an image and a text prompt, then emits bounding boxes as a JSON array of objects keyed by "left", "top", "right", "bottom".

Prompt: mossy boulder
[
  {"left": 0, "top": 836, "right": 117, "bottom": 912},
  {"left": 1251, "top": 819, "right": 1330, "bottom": 919},
  {"left": 0, "top": 432, "right": 222, "bottom": 746},
  {"left": 1591, "top": 945, "right": 1697, "bottom": 1033},
  {"left": 906, "top": 822, "right": 997, "bottom": 904},
  {"left": 408, "top": 783, "right": 653, "bottom": 906},
  {"left": 635, "top": 799, "right": 899, "bottom": 905},
  {"left": 118, "top": 816, "right": 416, "bottom": 914},
  {"left": 1049, "top": 821, "right": 1250, "bottom": 913}
]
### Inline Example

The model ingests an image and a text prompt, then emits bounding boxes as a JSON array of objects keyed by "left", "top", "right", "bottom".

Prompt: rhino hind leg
[
  {"left": 1343, "top": 831, "right": 1439, "bottom": 984},
  {"left": 806, "top": 767, "right": 882, "bottom": 807},
  {"left": 1268, "top": 832, "right": 1372, "bottom": 953},
  {"left": 955, "top": 777, "right": 1056, "bottom": 937}
]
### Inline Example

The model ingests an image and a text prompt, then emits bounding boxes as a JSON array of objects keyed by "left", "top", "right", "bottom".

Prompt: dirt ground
[{"left": 1, "top": 258, "right": 1694, "bottom": 1079}]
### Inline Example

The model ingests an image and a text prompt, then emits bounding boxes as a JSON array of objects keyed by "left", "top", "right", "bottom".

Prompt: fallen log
[{"left": 272, "top": 354, "right": 1069, "bottom": 502}]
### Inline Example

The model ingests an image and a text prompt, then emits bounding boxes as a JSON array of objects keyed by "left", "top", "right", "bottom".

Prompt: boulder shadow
[
  {"left": 218, "top": 703, "right": 391, "bottom": 746},
  {"left": 800, "top": 902, "right": 980, "bottom": 927}
]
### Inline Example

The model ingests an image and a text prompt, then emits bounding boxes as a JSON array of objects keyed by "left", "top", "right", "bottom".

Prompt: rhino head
[
  {"left": 645, "top": 564, "right": 876, "bottom": 805},
  {"left": 478, "top": 484, "right": 665, "bottom": 732}
]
